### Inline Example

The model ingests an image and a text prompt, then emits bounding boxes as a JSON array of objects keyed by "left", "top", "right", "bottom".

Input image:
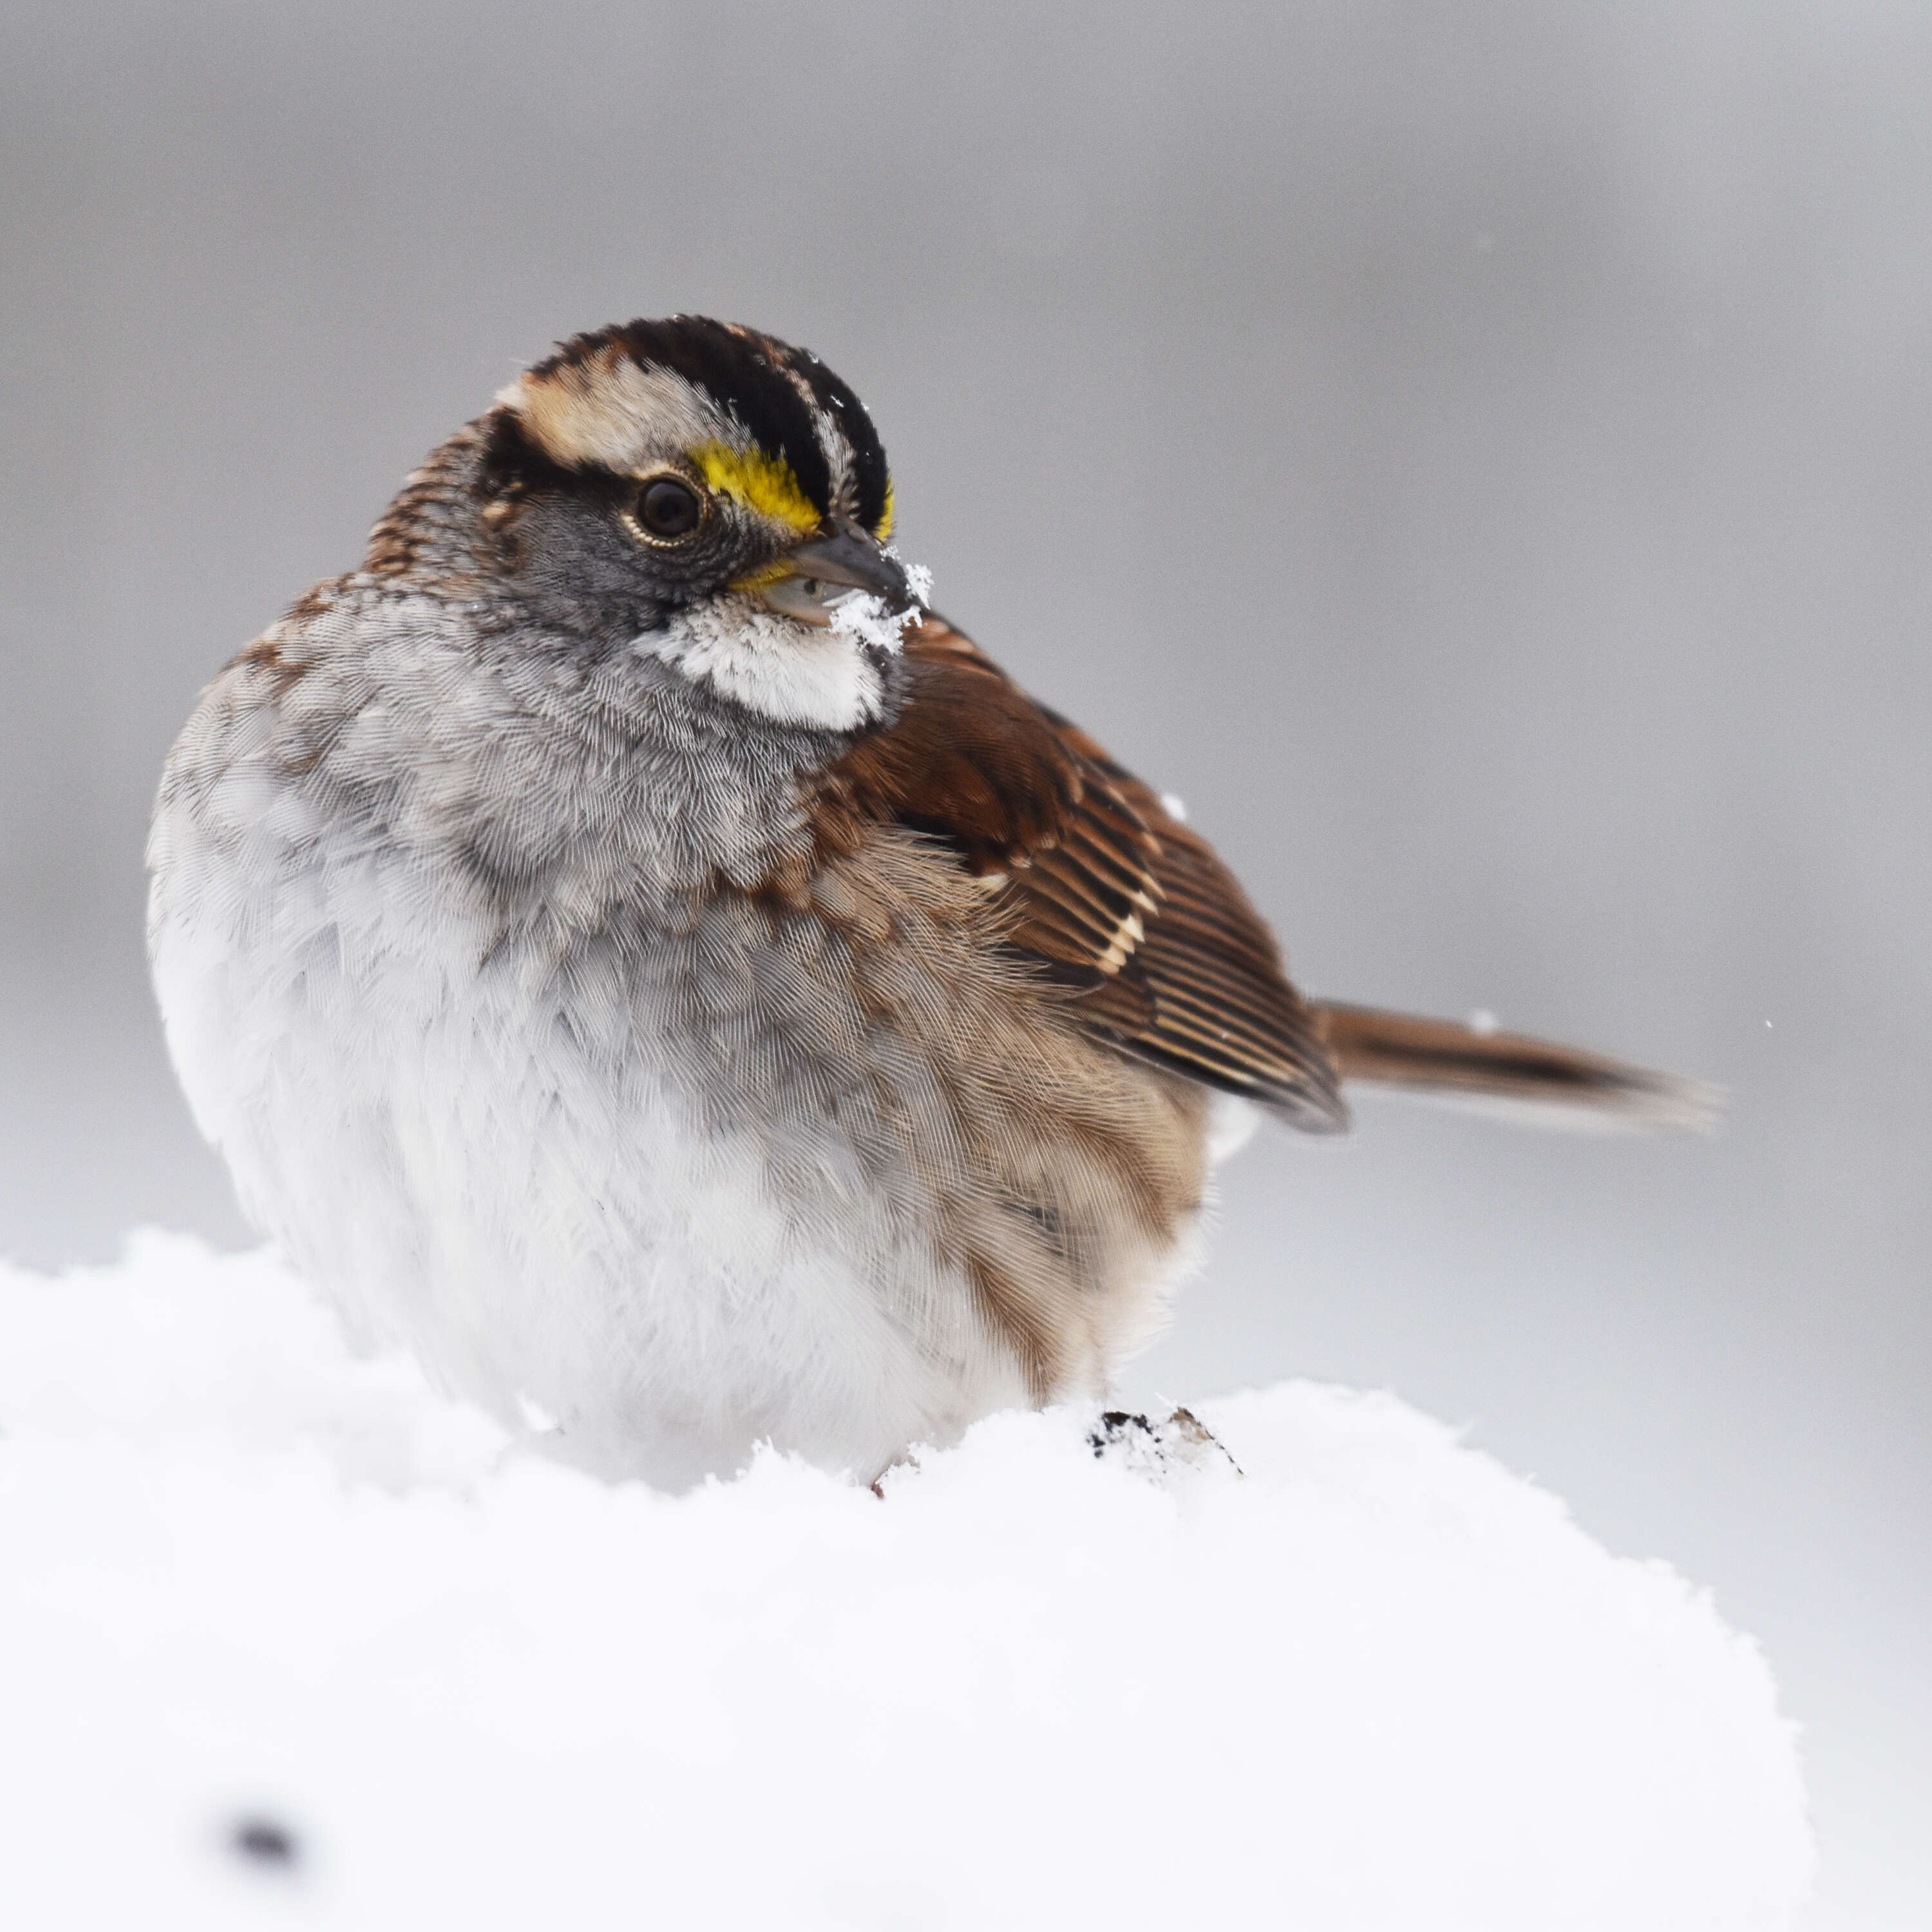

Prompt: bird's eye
[{"left": 633, "top": 475, "right": 703, "bottom": 541}]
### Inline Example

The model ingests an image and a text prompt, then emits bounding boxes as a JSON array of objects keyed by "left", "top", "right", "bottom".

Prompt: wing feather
[{"left": 817, "top": 617, "right": 1346, "bottom": 1129}]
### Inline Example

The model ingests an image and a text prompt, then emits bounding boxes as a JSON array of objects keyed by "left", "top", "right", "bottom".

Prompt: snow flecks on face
[
  {"left": 828, "top": 592, "right": 920, "bottom": 658},
  {"left": 893, "top": 556, "right": 935, "bottom": 608},
  {"left": 818, "top": 556, "right": 931, "bottom": 659}
]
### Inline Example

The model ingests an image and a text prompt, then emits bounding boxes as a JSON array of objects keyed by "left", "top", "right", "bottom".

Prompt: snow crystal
[
  {"left": 829, "top": 589, "right": 920, "bottom": 654},
  {"left": 883, "top": 547, "right": 936, "bottom": 611},
  {"left": 828, "top": 554, "right": 933, "bottom": 658},
  {"left": 0, "top": 1234, "right": 1814, "bottom": 1930}
]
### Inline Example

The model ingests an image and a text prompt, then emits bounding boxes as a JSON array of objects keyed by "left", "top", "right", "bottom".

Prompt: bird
[{"left": 147, "top": 315, "right": 1713, "bottom": 1490}]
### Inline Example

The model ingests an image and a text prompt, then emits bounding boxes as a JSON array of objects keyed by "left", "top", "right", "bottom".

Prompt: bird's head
[{"left": 462, "top": 315, "right": 924, "bottom": 730}]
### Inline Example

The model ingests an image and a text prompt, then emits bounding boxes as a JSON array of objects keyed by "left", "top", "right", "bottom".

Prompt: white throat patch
[{"left": 648, "top": 594, "right": 886, "bottom": 731}]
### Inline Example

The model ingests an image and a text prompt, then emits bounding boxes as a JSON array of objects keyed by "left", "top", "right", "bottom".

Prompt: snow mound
[{"left": 0, "top": 1233, "right": 1813, "bottom": 1931}]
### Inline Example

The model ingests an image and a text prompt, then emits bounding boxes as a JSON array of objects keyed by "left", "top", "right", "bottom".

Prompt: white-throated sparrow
[{"left": 149, "top": 317, "right": 1710, "bottom": 1488}]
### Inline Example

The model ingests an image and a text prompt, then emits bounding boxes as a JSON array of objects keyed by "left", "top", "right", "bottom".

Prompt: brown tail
[{"left": 1309, "top": 1001, "right": 1722, "bottom": 1133}]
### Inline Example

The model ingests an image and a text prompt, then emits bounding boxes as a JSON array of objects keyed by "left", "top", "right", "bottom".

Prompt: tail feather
[{"left": 1309, "top": 1001, "right": 1722, "bottom": 1134}]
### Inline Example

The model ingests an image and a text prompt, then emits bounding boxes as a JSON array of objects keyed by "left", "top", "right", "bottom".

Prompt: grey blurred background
[{"left": 3, "top": 1, "right": 1926, "bottom": 1921}]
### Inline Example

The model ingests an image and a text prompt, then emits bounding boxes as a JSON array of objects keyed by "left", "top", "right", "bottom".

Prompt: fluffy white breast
[{"left": 149, "top": 829, "right": 1027, "bottom": 1490}]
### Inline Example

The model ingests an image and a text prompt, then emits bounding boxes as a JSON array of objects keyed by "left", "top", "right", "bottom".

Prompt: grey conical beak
[{"left": 751, "top": 522, "right": 917, "bottom": 627}]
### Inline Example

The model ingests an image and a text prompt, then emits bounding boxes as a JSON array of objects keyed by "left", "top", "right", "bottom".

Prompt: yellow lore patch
[{"left": 693, "top": 442, "right": 820, "bottom": 534}]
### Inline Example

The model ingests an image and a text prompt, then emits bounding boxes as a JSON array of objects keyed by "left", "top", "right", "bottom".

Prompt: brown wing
[{"left": 817, "top": 617, "right": 1347, "bottom": 1131}]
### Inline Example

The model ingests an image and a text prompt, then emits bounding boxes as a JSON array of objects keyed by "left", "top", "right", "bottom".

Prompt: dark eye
[{"left": 635, "top": 475, "right": 703, "bottom": 540}]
